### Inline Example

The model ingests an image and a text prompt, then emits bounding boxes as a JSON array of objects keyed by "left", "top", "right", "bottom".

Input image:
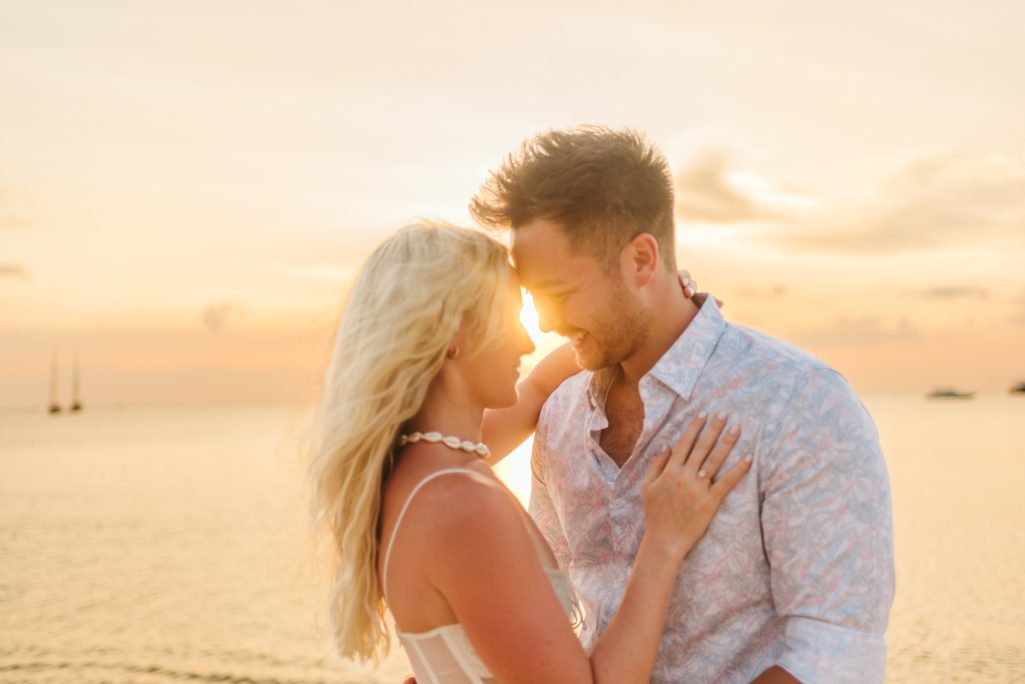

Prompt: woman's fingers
[
  {"left": 711, "top": 455, "right": 754, "bottom": 500},
  {"left": 669, "top": 412, "right": 707, "bottom": 468},
  {"left": 679, "top": 269, "right": 721, "bottom": 309},
  {"left": 701, "top": 424, "right": 741, "bottom": 481},
  {"left": 643, "top": 447, "right": 673, "bottom": 486},
  {"left": 642, "top": 419, "right": 752, "bottom": 557},
  {"left": 684, "top": 412, "right": 729, "bottom": 476},
  {"left": 678, "top": 269, "right": 697, "bottom": 298}
]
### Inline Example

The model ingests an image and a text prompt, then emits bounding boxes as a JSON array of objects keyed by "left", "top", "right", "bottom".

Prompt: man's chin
[
  {"left": 573, "top": 352, "right": 598, "bottom": 371},
  {"left": 573, "top": 346, "right": 613, "bottom": 372}
]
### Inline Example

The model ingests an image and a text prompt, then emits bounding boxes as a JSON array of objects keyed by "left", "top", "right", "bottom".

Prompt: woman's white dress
[{"left": 381, "top": 468, "right": 579, "bottom": 684}]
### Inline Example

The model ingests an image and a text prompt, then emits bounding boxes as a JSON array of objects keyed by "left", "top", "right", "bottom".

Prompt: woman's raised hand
[
  {"left": 641, "top": 412, "right": 751, "bottom": 558},
  {"left": 678, "top": 269, "right": 724, "bottom": 309}
]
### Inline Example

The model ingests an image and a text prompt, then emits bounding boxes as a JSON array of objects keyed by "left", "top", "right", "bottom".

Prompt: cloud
[
  {"left": 676, "top": 150, "right": 1025, "bottom": 254},
  {"left": 736, "top": 284, "right": 788, "bottom": 299},
  {"left": 774, "top": 152, "right": 1025, "bottom": 254},
  {"left": 912, "top": 286, "right": 989, "bottom": 300},
  {"left": 675, "top": 152, "right": 771, "bottom": 223},
  {"left": 0, "top": 190, "right": 29, "bottom": 230},
  {"left": 0, "top": 263, "right": 30, "bottom": 278},
  {"left": 1011, "top": 288, "right": 1025, "bottom": 325},
  {"left": 791, "top": 316, "right": 922, "bottom": 346},
  {"left": 2, "top": 216, "right": 30, "bottom": 229},
  {"left": 674, "top": 152, "right": 812, "bottom": 224},
  {"left": 200, "top": 301, "right": 247, "bottom": 333}
]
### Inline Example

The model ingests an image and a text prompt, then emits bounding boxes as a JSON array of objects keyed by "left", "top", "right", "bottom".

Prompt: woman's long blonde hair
[{"left": 307, "top": 222, "right": 513, "bottom": 662}]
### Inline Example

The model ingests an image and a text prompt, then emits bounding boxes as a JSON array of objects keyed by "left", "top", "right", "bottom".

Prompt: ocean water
[{"left": 1, "top": 395, "right": 1023, "bottom": 683}]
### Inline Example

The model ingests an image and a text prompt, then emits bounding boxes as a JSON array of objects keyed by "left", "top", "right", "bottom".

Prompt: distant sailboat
[
  {"left": 70, "top": 352, "right": 83, "bottom": 413},
  {"left": 926, "top": 387, "right": 975, "bottom": 400},
  {"left": 48, "top": 351, "right": 62, "bottom": 414}
]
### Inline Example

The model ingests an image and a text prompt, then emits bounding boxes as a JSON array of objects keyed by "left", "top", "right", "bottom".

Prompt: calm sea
[{"left": 1, "top": 395, "right": 1023, "bottom": 683}]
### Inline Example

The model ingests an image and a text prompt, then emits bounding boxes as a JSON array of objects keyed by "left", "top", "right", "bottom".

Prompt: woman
[{"left": 307, "top": 223, "right": 750, "bottom": 683}]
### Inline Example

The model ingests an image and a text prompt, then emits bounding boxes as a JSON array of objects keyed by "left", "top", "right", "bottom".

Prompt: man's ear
[{"left": 622, "top": 233, "right": 660, "bottom": 287}]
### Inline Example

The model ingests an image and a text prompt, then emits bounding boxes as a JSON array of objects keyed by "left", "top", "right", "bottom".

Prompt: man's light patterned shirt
[{"left": 530, "top": 297, "right": 895, "bottom": 684}]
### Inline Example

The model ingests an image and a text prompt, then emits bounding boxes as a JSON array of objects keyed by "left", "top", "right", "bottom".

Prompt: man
[{"left": 469, "top": 126, "right": 895, "bottom": 683}]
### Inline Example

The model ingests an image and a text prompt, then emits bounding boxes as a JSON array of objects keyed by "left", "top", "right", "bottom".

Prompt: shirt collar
[
  {"left": 586, "top": 294, "right": 727, "bottom": 406},
  {"left": 649, "top": 295, "right": 727, "bottom": 400},
  {"left": 586, "top": 366, "right": 617, "bottom": 410}
]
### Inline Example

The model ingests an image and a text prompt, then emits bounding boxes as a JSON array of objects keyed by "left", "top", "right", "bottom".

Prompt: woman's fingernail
[
  {"left": 715, "top": 411, "right": 728, "bottom": 421},
  {"left": 744, "top": 454, "right": 753, "bottom": 462},
  {"left": 698, "top": 410, "right": 708, "bottom": 419},
  {"left": 686, "top": 287, "right": 695, "bottom": 297},
  {"left": 728, "top": 425, "right": 740, "bottom": 435}
]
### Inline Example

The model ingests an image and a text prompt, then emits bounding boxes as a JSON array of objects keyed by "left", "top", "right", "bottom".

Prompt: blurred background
[{"left": 2, "top": 1, "right": 1023, "bottom": 682}]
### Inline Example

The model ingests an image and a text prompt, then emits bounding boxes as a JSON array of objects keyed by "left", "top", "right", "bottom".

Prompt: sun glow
[
  {"left": 519, "top": 290, "right": 544, "bottom": 343},
  {"left": 516, "top": 289, "right": 566, "bottom": 375}
]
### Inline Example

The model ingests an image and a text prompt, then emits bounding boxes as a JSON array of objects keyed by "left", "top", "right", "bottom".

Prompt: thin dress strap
[{"left": 381, "top": 468, "right": 493, "bottom": 602}]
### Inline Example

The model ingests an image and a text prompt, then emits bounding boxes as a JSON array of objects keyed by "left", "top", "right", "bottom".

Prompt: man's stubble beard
[{"left": 576, "top": 285, "right": 652, "bottom": 372}]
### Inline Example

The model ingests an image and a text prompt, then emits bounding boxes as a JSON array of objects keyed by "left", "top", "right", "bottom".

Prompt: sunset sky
[{"left": 2, "top": 0, "right": 1024, "bottom": 406}]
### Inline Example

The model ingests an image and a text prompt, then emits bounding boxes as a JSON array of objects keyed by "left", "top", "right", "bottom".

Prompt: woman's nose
[{"left": 520, "top": 325, "right": 536, "bottom": 355}]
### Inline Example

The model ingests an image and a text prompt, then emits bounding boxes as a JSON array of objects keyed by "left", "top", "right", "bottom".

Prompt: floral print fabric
[{"left": 530, "top": 297, "right": 895, "bottom": 683}]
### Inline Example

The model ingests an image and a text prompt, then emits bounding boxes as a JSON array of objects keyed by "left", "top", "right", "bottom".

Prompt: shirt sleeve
[
  {"left": 528, "top": 402, "right": 572, "bottom": 569},
  {"left": 760, "top": 368, "right": 895, "bottom": 684}
]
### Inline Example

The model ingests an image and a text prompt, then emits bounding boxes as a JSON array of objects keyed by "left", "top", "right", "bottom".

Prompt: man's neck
[{"left": 617, "top": 274, "right": 700, "bottom": 386}]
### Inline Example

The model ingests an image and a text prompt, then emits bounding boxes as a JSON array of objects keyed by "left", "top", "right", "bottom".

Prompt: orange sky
[{"left": 2, "top": 1, "right": 1024, "bottom": 406}]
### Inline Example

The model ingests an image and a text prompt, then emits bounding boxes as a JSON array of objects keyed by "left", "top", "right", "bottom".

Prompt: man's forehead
[
  {"left": 510, "top": 220, "right": 576, "bottom": 288},
  {"left": 510, "top": 242, "right": 568, "bottom": 290}
]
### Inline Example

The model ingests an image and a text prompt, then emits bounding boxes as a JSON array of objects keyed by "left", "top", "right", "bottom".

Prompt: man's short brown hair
[{"left": 470, "top": 126, "right": 676, "bottom": 269}]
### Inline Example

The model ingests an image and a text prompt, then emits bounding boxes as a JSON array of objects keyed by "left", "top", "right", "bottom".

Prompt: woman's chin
[{"left": 488, "top": 390, "right": 519, "bottom": 411}]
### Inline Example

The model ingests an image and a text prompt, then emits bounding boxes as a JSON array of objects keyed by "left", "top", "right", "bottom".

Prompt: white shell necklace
[{"left": 397, "top": 431, "right": 491, "bottom": 459}]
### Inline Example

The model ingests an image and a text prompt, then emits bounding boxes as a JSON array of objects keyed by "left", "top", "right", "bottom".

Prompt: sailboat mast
[
  {"left": 71, "top": 352, "right": 82, "bottom": 412},
  {"left": 48, "top": 350, "right": 61, "bottom": 413}
]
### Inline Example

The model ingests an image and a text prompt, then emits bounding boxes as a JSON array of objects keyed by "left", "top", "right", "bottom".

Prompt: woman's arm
[
  {"left": 481, "top": 343, "right": 579, "bottom": 464},
  {"left": 482, "top": 271, "right": 714, "bottom": 465},
  {"left": 429, "top": 413, "right": 750, "bottom": 684}
]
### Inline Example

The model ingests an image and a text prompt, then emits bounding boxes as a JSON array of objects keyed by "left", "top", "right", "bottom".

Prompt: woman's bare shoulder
[
  {"left": 400, "top": 467, "right": 512, "bottom": 531},
  {"left": 381, "top": 451, "right": 511, "bottom": 539},
  {"left": 381, "top": 456, "right": 529, "bottom": 596}
]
